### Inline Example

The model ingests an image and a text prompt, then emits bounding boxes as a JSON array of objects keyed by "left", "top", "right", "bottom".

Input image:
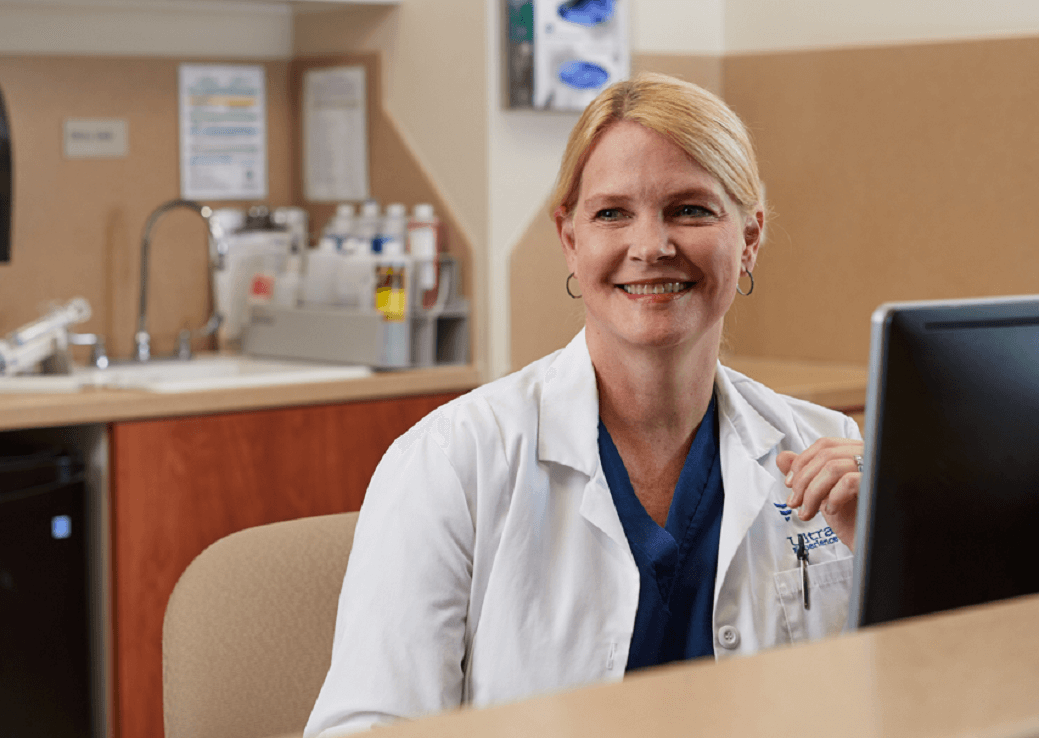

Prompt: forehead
[{"left": 578, "top": 121, "right": 722, "bottom": 200}]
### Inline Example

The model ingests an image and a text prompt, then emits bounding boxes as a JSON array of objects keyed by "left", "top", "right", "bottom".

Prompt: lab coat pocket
[{"left": 773, "top": 556, "right": 854, "bottom": 643}]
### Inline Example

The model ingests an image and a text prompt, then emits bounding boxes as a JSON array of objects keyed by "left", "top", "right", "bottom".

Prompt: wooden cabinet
[{"left": 108, "top": 392, "right": 460, "bottom": 738}]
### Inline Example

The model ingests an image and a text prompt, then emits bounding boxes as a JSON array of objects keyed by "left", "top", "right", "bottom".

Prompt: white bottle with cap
[
  {"left": 301, "top": 236, "right": 340, "bottom": 306},
  {"left": 353, "top": 200, "right": 382, "bottom": 256},
  {"left": 408, "top": 203, "right": 440, "bottom": 309},
  {"left": 322, "top": 203, "right": 356, "bottom": 250}
]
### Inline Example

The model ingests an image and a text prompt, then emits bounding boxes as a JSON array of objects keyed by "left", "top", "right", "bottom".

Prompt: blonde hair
[{"left": 549, "top": 72, "right": 765, "bottom": 221}]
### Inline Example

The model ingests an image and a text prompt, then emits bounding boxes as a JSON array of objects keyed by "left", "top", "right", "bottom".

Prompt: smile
[{"left": 620, "top": 282, "right": 694, "bottom": 295}]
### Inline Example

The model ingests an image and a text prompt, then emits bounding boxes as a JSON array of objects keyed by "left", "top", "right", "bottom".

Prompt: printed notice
[
  {"left": 179, "top": 64, "right": 267, "bottom": 200},
  {"left": 303, "top": 66, "right": 369, "bottom": 202}
]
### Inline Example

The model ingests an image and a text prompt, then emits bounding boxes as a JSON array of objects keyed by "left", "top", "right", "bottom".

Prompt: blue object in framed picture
[{"left": 505, "top": 0, "right": 629, "bottom": 111}]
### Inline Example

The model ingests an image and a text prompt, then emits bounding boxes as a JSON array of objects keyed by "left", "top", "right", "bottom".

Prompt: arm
[{"left": 305, "top": 425, "right": 474, "bottom": 736}]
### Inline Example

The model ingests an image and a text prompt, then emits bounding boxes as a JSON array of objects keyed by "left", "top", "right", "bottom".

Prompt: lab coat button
[{"left": 718, "top": 625, "right": 740, "bottom": 650}]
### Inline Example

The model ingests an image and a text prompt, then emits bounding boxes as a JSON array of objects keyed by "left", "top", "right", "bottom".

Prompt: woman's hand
[{"left": 776, "top": 438, "right": 864, "bottom": 552}]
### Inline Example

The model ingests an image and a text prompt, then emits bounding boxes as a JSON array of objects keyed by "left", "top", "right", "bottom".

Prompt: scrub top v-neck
[{"left": 597, "top": 394, "right": 724, "bottom": 671}]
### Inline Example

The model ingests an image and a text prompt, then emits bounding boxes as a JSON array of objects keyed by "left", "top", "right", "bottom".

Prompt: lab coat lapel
[
  {"left": 537, "top": 330, "right": 629, "bottom": 550},
  {"left": 713, "top": 365, "right": 786, "bottom": 600}
]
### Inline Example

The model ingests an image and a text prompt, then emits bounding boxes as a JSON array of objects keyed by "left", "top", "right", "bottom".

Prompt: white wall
[
  {"left": 485, "top": 0, "right": 580, "bottom": 380},
  {"left": 725, "top": 0, "right": 1039, "bottom": 53},
  {"left": 632, "top": 0, "right": 724, "bottom": 54},
  {"left": 0, "top": 0, "right": 293, "bottom": 57}
]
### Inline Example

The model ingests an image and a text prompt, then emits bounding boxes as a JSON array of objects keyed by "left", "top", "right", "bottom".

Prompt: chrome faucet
[{"left": 134, "top": 199, "right": 223, "bottom": 362}]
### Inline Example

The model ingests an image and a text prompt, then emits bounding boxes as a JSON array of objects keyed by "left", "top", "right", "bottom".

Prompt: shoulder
[
  {"left": 718, "top": 364, "right": 861, "bottom": 448},
  {"left": 389, "top": 347, "right": 564, "bottom": 463}
]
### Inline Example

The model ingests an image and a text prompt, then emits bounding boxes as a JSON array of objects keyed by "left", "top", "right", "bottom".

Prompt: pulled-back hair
[{"left": 550, "top": 72, "right": 765, "bottom": 221}]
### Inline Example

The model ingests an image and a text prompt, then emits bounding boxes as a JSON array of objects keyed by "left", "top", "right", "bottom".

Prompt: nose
[{"left": 628, "top": 214, "right": 676, "bottom": 262}]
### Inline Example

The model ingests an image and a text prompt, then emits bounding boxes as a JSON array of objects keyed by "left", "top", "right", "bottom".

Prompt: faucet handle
[
  {"left": 68, "top": 332, "right": 110, "bottom": 369},
  {"left": 177, "top": 329, "right": 193, "bottom": 360},
  {"left": 134, "top": 330, "right": 151, "bottom": 362}
]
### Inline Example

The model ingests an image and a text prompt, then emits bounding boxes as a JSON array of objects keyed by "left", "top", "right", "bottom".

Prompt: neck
[{"left": 588, "top": 325, "right": 720, "bottom": 443}]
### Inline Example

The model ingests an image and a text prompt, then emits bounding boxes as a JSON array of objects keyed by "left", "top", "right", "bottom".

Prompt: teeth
[{"left": 622, "top": 282, "right": 689, "bottom": 295}]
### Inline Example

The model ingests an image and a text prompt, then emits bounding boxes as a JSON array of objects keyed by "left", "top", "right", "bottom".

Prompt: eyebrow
[{"left": 582, "top": 187, "right": 726, "bottom": 209}]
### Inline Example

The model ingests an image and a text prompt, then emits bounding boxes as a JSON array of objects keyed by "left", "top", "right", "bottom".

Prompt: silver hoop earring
[
  {"left": 566, "top": 272, "right": 582, "bottom": 299},
  {"left": 736, "top": 268, "right": 755, "bottom": 297}
]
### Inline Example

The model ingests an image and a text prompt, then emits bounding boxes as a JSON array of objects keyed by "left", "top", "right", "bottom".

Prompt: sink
[{"left": 0, "top": 355, "right": 372, "bottom": 394}]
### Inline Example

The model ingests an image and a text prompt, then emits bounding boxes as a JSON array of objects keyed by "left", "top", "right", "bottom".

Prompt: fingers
[
  {"left": 775, "top": 450, "right": 797, "bottom": 477},
  {"left": 782, "top": 438, "right": 864, "bottom": 521}
]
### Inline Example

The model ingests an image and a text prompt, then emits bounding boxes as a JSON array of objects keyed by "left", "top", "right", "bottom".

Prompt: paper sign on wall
[
  {"left": 302, "top": 65, "right": 369, "bottom": 202},
  {"left": 179, "top": 64, "right": 268, "bottom": 200}
]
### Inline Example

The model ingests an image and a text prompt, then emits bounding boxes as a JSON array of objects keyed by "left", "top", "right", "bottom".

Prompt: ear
[
  {"left": 555, "top": 206, "right": 579, "bottom": 274},
  {"left": 741, "top": 205, "right": 764, "bottom": 273}
]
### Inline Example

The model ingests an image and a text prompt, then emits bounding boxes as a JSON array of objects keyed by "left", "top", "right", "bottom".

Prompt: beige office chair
[{"left": 163, "top": 512, "right": 359, "bottom": 738}]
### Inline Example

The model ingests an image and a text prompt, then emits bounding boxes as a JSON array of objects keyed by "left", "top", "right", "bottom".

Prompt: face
[{"left": 557, "top": 120, "right": 762, "bottom": 355}]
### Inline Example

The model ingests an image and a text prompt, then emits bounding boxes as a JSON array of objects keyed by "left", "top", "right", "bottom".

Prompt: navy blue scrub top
[{"left": 597, "top": 395, "right": 724, "bottom": 671}]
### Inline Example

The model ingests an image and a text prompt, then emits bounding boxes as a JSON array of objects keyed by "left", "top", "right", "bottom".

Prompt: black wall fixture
[{"left": 0, "top": 84, "right": 11, "bottom": 263}]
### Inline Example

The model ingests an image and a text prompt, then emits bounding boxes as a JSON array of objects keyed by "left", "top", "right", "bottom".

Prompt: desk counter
[{"left": 351, "top": 593, "right": 1039, "bottom": 738}]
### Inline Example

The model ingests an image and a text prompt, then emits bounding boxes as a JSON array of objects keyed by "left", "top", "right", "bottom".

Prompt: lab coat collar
[
  {"left": 537, "top": 330, "right": 631, "bottom": 551},
  {"left": 537, "top": 336, "right": 788, "bottom": 474},
  {"left": 713, "top": 364, "right": 785, "bottom": 461},
  {"left": 537, "top": 328, "right": 601, "bottom": 478}
]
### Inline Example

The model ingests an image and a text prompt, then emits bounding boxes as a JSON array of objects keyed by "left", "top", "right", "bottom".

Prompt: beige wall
[
  {"left": 0, "top": 57, "right": 294, "bottom": 360},
  {"left": 0, "top": 49, "right": 476, "bottom": 363},
  {"left": 508, "top": 35, "right": 1039, "bottom": 369},
  {"left": 723, "top": 35, "right": 1039, "bottom": 363}
]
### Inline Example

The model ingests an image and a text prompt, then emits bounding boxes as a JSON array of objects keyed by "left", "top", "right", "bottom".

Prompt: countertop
[
  {"left": 0, "top": 355, "right": 868, "bottom": 433},
  {"left": 0, "top": 364, "right": 483, "bottom": 432},
  {"left": 339, "top": 592, "right": 1039, "bottom": 738}
]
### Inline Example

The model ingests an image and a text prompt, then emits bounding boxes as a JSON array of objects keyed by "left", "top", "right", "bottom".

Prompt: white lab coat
[{"left": 306, "top": 330, "right": 860, "bottom": 737}]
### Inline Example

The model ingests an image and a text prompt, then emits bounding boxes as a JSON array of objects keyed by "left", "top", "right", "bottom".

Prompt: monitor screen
[{"left": 849, "top": 295, "right": 1039, "bottom": 628}]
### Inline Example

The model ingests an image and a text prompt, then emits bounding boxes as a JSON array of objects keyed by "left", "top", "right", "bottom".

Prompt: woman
[{"left": 306, "top": 73, "right": 864, "bottom": 737}]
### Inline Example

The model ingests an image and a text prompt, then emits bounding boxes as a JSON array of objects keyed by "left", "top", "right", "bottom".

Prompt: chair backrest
[{"left": 162, "top": 512, "right": 359, "bottom": 738}]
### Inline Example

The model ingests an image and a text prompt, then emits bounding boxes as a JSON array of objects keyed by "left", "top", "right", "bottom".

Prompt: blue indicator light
[{"left": 51, "top": 515, "right": 72, "bottom": 540}]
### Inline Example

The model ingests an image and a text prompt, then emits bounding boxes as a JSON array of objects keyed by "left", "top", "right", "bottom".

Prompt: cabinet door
[{"left": 109, "top": 393, "right": 459, "bottom": 738}]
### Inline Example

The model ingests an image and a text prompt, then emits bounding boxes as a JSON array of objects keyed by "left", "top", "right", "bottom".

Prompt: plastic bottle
[
  {"left": 272, "top": 253, "right": 303, "bottom": 307},
  {"left": 333, "top": 241, "right": 375, "bottom": 311},
  {"left": 375, "top": 203, "right": 408, "bottom": 255},
  {"left": 374, "top": 205, "right": 412, "bottom": 322},
  {"left": 353, "top": 201, "right": 382, "bottom": 256},
  {"left": 322, "top": 203, "right": 356, "bottom": 250},
  {"left": 301, "top": 237, "right": 340, "bottom": 306},
  {"left": 408, "top": 203, "right": 440, "bottom": 309}
]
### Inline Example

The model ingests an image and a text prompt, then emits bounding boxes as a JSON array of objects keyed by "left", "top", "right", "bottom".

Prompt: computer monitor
[{"left": 848, "top": 295, "right": 1039, "bottom": 628}]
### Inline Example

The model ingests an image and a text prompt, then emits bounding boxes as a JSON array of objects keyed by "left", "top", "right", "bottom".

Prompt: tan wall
[
  {"left": 510, "top": 36, "right": 1039, "bottom": 369},
  {"left": 0, "top": 56, "right": 293, "bottom": 360},
  {"left": 723, "top": 35, "right": 1039, "bottom": 363},
  {"left": 0, "top": 50, "right": 474, "bottom": 364}
]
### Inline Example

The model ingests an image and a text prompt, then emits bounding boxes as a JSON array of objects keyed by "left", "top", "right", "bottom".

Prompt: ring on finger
[{"left": 853, "top": 454, "right": 863, "bottom": 473}]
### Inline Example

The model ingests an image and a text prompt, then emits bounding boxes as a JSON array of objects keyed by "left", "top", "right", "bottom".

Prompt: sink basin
[{"left": 0, "top": 355, "right": 372, "bottom": 394}]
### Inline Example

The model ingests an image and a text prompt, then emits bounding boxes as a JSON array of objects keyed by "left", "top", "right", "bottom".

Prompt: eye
[
  {"left": 594, "top": 208, "right": 624, "bottom": 221},
  {"left": 674, "top": 204, "right": 715, "bottom": 218}
]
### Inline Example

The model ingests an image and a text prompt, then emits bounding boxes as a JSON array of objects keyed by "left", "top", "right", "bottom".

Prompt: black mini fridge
[{"left": 0, "top": 441, "right": 93, "bottom": 738}]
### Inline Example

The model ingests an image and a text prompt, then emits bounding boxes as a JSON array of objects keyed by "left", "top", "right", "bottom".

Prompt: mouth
[{"left": 619, "top": 281, "right": 696, "bottom": 296}]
